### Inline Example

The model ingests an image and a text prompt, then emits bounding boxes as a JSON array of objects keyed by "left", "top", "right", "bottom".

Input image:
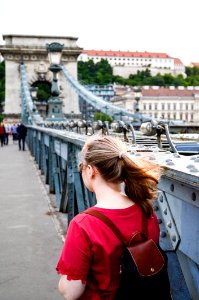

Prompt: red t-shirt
[{"left": 56, "top": 204, "right": 160, "bottom": 300}]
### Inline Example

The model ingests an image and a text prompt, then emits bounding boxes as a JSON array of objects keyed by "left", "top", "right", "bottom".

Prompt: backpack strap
[
  {"left": 84, "top": 209, "right": 128, "bottom": 246},
  {"left": 141, "top": 210, "right": 148, "bottom": 238}
]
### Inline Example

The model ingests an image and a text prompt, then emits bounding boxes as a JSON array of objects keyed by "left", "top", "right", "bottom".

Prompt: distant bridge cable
[
  {"left": 20, "top": 63, "right": 43, "bottom": 125},
  {"left": 61, "top": 65, "right": 151, "bottom": 121}
]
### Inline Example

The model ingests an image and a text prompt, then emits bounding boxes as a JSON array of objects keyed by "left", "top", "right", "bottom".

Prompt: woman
[{"left": 56, "top": 135, "right": 162, "bottom": 300}]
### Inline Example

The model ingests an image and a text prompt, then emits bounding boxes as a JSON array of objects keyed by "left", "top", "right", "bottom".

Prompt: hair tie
[{"left": 119, "top": 151, "right": 125, "bottom": 159}]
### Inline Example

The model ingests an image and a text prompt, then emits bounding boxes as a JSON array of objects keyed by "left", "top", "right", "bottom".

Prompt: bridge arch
[{"left": 0, "top": 34, "right": 82, "bottom": 121}]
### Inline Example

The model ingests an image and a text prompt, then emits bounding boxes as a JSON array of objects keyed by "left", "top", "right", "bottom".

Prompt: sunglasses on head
[
  {"left": 78, "top": 152, "right": 85, "bottom": 174},
  {"left": 78, "top": 162, "right": 84, "bottom": 174}
]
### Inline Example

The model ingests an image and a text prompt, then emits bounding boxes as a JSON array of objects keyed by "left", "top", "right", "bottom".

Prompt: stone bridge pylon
[{"left": 0, "top": 34, "right": 82, "bottom": 120}]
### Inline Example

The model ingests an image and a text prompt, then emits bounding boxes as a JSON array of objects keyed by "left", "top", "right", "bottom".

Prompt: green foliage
[
  {"left": 78, "top": 60, "right": 199, "bottom": 87},
  {"left": 0, "top": 113, "right": 4, "bottom": 122},
  {"left": 36, "top": 89, "right": 49, "bottom": 100},
  {"left": 113, "top": 75, "right": 127, "bottom": 85},
  {"left": 32, "top": 81, "right": 51, "bottom": 101},
  {"left": 78, "top": 59, "right": 113, "bottom": 85},
  {"left": 0, "top": 61, "right": 5, "bottom": 77},
  {"left": 185, "top": 66, "right": 199, "bottom": 76},
  {"left": 94, "top": 112, "right": 113, "bottom": 123}
]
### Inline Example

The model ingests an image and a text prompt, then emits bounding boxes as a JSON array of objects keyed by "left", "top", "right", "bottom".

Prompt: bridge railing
[
  {"left": 27, "top": 126, "right": 95, "bottom": 223},
  {"left": 27, "top": 126, "right": 199, "bottom": 300}
]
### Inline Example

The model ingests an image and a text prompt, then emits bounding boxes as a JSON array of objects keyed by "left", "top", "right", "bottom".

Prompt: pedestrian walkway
[{"left": 0, "top": 140, "right": 65, "bottom": 300}]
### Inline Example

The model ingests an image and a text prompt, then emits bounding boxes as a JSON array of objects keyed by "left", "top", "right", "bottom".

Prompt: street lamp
[
  {"left": 30, "top": 86, "right": 38, "bottom": 100},
  {"left": 46, "top": 42, "right": 65, "bottom": 121},
  {"left": 30, "top": 86, "right": 39, "bottom": 115},
  {"left": 134, "top": 87, "right": 142, "bottom": 113},
  {"left": 133, "top": 87, "right": 142, "bottom": 129}
]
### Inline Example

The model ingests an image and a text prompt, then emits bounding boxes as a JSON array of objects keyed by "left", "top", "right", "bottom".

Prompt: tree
[
  {"left": 0, "top": 113, "right": 3, "bottom": 122},
  {"left": 78, "top": 60, "right": 97, "bottom": 84},
  {"left": 151, "top": 74, "right": 165, "bottom": 86},
  {"left": 94, "top": 112, "right": 113, "bottom": 123},
  {"left": 163, "top": 73, "right": 175, "bottom": 86},
  {"left": 78, "top": 59, "right": 113, "bottom": 85},
  {"left": 32, "top": 81, "right": 51, "bottom": 101}
]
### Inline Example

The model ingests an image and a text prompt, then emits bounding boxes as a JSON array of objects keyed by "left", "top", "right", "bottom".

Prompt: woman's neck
[{"left": 94, "top": 181, "right": 134, "bottom": 209}]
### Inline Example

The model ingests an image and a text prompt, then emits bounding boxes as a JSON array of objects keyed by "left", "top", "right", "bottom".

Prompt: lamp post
[
  {"left": 134, "top": 87, "right": 142, "bottom": 113},
  {"left": 133, "top": 87, "right": 142, "bottom": 129},
  {"left": 46, "top": 42, "right": 65, "bottom": 121},
  {"left": 30, "top": 86, "right": 39, "bottom": 115},
  {"left": 30, "top": 86, "right": 38, "bottom": 100},
  {"left": 104, "top": 105, "right": 108, "bottom": 121}
]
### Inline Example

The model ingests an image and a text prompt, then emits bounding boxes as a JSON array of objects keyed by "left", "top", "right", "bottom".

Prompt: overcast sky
[{"left": 0, "top": 0, "right": 198, "bottom": 65}]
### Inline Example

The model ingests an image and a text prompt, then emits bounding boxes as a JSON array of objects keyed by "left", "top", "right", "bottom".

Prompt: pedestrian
[
  {"left": 4, "top": 123, "right": 11, "bottom": 145},
  {"left": 0, "top": 122, "right": 5, "bottom": 147},
  {"left": 11, "top": 123, "right": 18, "bottom": 142},
  {"left": 56, "top": 135, "right": 163, "bottom": 300},
  {"left": 16, "top": 123, "right": 27, "bottom": 151}
]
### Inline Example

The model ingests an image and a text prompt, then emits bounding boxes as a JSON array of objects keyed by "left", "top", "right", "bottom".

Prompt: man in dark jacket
[{"left": 17, "top": 123, "right": 27, "bottom": 151}]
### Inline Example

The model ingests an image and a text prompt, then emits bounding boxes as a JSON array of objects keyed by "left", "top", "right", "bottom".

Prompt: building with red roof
[
  {"left": 78, "top": 50, "right": 186, "bottom": 78},
  {"left": 190, "top": 62, "right": 199, "bottom": 67},
  {"left": 110, "top": 85, "right": 199, "bottom": 123}
]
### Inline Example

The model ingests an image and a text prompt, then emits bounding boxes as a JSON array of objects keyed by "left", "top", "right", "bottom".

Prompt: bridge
[{"left": 0, "top": 34, "right": 199, "bottom": 300}]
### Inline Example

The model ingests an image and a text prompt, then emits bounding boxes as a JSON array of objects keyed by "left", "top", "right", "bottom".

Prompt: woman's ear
[{"left": 87, "top": 164, "right": 97, "bottom": 178}]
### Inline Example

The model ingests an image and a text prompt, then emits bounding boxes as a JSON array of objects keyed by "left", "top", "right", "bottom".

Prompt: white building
[
  {"left": 78, "top": 50, "right": 186, "bottom": 78},
  {"left": 110, "top": 86, "right": 199, "bottom": 123}
]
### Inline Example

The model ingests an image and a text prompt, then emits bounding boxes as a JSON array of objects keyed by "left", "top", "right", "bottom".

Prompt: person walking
[
  {"left": 4, "top": 123, "right": 11, "bottom": 145},
  {"left": 16, "top": 123, "right": 27, "bottom": 151},
  {"left": 0, "top": 123, "right": 5, "bottom": 147},
  {"left": 11, "top": 123, "right": 18, "bottom": 142},
  {"left": 56, "top": 135, "right": 165, "bottom": 300}
]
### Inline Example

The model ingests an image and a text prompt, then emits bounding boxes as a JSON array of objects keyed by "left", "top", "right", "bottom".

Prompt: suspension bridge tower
[{"left": 0, "top": 34, "right": 82, "bottom": 121}]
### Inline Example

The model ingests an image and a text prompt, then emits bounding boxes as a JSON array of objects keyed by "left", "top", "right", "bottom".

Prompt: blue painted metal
[
  {"left": 67, "top": 142, "right": 76, "bottom": 223},
  {"left": 48, "top": 137, "right": 55, "bottom": 194},
  {"left": 167, "top": 252, "right": 191, "bottom": 299},
  {"left": 52, "top": 142, "right": 62, "bottom": 208},
  {"left": 40, "top": 133, "right": 45, "bottom": 175}
]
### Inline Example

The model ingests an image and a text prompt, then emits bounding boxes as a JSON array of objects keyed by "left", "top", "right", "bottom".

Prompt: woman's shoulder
[
  {"left": 72, "top": 212, "right": 90, "bottom": 224},
  {"left": 72, "top": 204, "right": 139, "bottom": 227}
]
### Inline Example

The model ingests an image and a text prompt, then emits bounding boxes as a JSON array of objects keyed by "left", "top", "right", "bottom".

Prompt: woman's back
[{"left": 56, "top": 204, "right": 159, "bottom": 299}]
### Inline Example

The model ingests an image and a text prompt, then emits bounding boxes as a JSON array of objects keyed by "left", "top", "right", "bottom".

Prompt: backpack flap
[{"left": 127, "top": 239, "right": 165, "bottom": 276}]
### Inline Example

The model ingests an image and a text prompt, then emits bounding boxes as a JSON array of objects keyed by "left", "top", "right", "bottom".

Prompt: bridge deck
[{"left": 0, "top": 139, "right": 64, "bottom": 300}]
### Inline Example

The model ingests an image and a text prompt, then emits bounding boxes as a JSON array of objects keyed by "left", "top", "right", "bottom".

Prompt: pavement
[{"left": 0, "top": 138, "right": 66, "bottom": 300}]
